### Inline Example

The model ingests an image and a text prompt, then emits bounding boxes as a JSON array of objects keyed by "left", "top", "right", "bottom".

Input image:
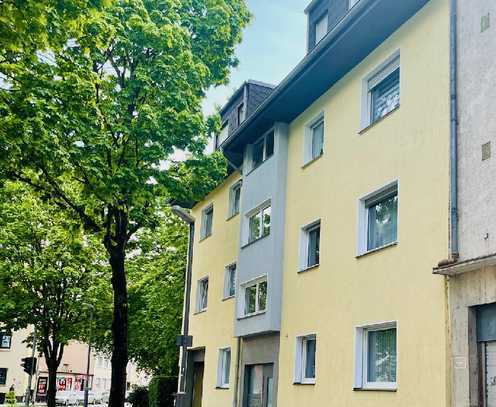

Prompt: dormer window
[{"left": 315, "top": 12, "right": 328, "bottom": 44}]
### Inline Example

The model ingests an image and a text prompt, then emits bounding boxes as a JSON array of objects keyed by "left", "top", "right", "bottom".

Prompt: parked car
[{"left": 55, "top": 391, "right": 79, "bottom": 406}]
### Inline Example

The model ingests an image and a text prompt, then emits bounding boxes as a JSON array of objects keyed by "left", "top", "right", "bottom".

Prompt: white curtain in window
[{"left": 367, "top": 328, "right": 397, "bottom": 383}]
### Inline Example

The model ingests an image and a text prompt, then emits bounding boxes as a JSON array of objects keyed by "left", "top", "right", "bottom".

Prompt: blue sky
[{"left": 202, "top": 0, "right": 309, "bottom": 116}]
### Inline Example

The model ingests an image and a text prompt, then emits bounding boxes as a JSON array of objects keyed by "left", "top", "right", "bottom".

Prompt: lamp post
[
  {"left": 171, "top": 205, "right": 195, "bottom": 407},
  {"left": 83, "top": 305, "right": 94, "bottom": 407}
]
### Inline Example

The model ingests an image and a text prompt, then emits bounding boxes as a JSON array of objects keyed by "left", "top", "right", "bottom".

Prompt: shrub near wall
[
  {"left": 128, "top": 387, "right": 149, "bottom": 407},
  {"left": 148, "top": 376, "right": 178, "bottom": 407}
]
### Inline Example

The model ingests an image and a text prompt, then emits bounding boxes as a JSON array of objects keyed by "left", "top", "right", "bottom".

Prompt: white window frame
[
  {"left": 217, "top": 347, "right": 231, "bottom": 388},
  {"left": 360, "top": 51, "right": 400, "bottom": 130},
  {"left": 237, "top": 102, "right": 246, "bottom": 125},
  {"left": 250, "top": 128, "right": 275, "bottom": 170},
  {"left": 0, "top": 332, "right": 12, "bottom": 349},
  {"left": 200, "top": 204, "right": 213, "bottom": 240},
  {"left": 223, "top": 263, "right": 237, "bottom": 299},
  {"left": 196, "top": 277, "right": 209, "bottom": 312},
  {"left": 244, "top": 201, "right": 271, "bottom": 245},
  {"left": 299, "top": 220, "right": 321, "bottom": 271},
  {"left": 241, "top": 276, "right": 267, "bottom": 317},
  {"left": 228, "top": 181, "right": 242, "bottom": 218},
  {"left": 294, "top": 334, "right": 317, "bottom": 384},
  {"left": 354, "top": 321, "right": 397, "bottom": 391},
  {"left": 314, "top": 12, "right": 328, "bottom": 45},
  {"left": 303, "top": 112, "right": 325, "bottom": 165},
  {"left": 357, "top": 180, "right": 399, "bottom": 256}
]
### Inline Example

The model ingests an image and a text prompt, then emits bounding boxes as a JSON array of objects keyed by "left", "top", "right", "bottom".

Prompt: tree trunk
[
  {"left": 45, "top": 349, "right": 61, "bottom": 407},
  {"left": 108, "top": 241, "right": 129, "bottom": 407}
]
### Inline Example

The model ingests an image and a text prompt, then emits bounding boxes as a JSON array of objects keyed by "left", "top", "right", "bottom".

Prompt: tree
[
  {"left": 93, "top": 208, "right": 188, "bottom": 375},
  {"left": 0, "top": 182, "right": 108, "bottom": 407},
  {"left": 0, "top": 1, "right": 250, "bottom": 406}
]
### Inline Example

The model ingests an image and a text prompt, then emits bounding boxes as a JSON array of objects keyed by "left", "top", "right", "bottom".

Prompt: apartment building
[
  {"left": 0, "top": 328, "right": 32, "bottom": 403},
  {"left": 178, "top": 0, "right": 452, "bottom": 406},
  {"left": 433, "top": 1, "right": 496, "bottom": 406}
]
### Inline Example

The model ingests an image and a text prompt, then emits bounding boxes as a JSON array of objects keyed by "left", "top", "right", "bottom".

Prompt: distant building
[{"left": 0, "top": 328, "right": 149, "bottom": 404}]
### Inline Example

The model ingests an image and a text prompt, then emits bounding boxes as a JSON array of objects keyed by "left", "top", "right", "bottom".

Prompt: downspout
[
  {"left": 449, "top": 0, "right": 459, "bottom": 261},
  {"left": 172, "top": 206, "right": 195, "bottom": 406},
  {"left": 233, "top": 338, "right": 242, "bottom": 407}
]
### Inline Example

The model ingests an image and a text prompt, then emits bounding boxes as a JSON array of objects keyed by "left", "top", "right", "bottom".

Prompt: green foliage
[
  {"left": 127, "top": 386, "right": 149, "bottom": 407},
  {"left": 0, "top": 182, "right": 108, "bottom": 342},
  {"left": 93, "top": 208, "right": 187, "bottom": 375},
  {"left": 148, "top": 376, "right": 177, "bottom": 407}
]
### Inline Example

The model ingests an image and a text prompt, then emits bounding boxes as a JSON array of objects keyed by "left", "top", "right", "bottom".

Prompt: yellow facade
[
  {"left": 189, "top": 172, "right": 241, "bottom": 407},
  {"left": 278, "top": 1, "right": 450, "bottom": 406},
  {"left": 186, "top": 1, "right": 451, "bottom": 406}
]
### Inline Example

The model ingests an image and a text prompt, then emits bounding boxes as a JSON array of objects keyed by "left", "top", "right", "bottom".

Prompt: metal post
[
  {"left": 83, "top": 307, "right": 93, "bottom": 407},
  {"left": 25, "top": 328, "right": 37, "bottom": 407}
]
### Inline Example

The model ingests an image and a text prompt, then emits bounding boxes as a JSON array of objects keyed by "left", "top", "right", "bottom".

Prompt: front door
[
  {"left": 192, "top": 362, "right": 204, "bottom": 407},
  {"left": 244, "top": 364, "right": 274, "bottom": 407}
]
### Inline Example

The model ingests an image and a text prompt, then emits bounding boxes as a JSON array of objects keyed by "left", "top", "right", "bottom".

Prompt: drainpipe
[
  {"left": 233, "top": 338, "right": 242, "bottom": 407},
  {"left": 172, "top": 206, "right": 195, "bottom": 406},
  {"left": 449, "top": 0, "right": 459, "bottom": 260}
]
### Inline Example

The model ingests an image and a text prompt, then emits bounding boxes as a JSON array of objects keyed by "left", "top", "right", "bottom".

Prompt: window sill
[
  {"left": 193, "top": 309, "right": 207, "bottom": 316},
  {"left": 198, "top": 234, "right": 212, "bottom": 243},
  {"left": 237, "top": 310, "right": 266, "bottom": 320},
  {"left": 215, "top": 386, "right": 230, "bottom": 390},
  {"left": 226, "top": 212, "right": 239, "bottom": 222},
  {"left": 222, "top": 295, "right": 235, "bottom": 302},
  {"left": 294, "top": 380, "right": 316, "bottom": 386},
  {"left": 353, "top": 385, "right": 397, "bottom": 392},
  {"left": 302, "top": 154, "right": 323, "bottom": 169},
  {"left": 359, "top": 105, "right": 400, "bottom": 135},
  {"left": 241, "top": 233, "right": 270, "bottom": 249},
  {"left": 298, "top": 264, "right": 320, "bottom": 274},
  {"left": 356, "top": 241, "right": 398, "bottom": 258}
]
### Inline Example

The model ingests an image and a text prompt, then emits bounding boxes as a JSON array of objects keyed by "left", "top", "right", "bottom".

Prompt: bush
[
  {"left": 128, "top": 386, "right": 149, "bottom": 407},
  {"left": 148, "top": 376, "right": 178, "bottom": 407}
]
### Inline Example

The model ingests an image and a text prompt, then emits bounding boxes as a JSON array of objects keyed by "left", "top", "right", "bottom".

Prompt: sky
[{"left": 201, "top": 0, "right": 309, "bottom": 116}]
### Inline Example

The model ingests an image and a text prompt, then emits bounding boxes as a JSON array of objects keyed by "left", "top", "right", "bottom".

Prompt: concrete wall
[
  {"left": 448, "top": 266, "right": 496, "bottom": 407},
  {"left": 278, "top": 1, "right": 450, "bottom": 406},
  {"left": 457, "top": 0, "right": 496, "bottom": 260}
]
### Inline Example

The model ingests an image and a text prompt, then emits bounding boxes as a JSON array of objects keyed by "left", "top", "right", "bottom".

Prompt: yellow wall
[
  {"left": 278, "top": 0, "right": 450, "bottom": 406},
  {"left": 0, "top": 328, "right": 31, "bottom": 397},
  {"left": 189, "top": 172, "right": 241, "bottom": 407}
]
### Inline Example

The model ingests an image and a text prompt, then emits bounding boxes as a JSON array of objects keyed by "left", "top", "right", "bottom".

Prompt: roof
[
  {"left": 219, "top": 80, "right": 276, "bottom": 117},
  {"left": 221, "top": 0, "right": 430, "bottom": 166}
]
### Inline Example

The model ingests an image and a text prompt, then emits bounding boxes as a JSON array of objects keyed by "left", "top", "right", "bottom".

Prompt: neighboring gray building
[{"left": 434, "top": 2, "right": 496, "bottom": 406}]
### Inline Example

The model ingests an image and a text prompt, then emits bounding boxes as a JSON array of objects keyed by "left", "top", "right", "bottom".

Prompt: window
[
  {"left": 304, "top": 113, "right": 324, "bottom": 164},
  {"left": 217, "top": 121, "right": 229, "bottom": 148},
  {"left": 315, "top": 13, "right": 328, "bottom": 44},
  {"left": 243, "top": 278, "right": 267, "bottom": 316},
  {"left": 355, "top": 322, "right": 397, "bottom": 390},
  {"left": 0, "top": 368, "right": 7, "bottom": 385},
  {"left": 229, "top": 181, "right": 242, "bottom": 218},
  {"left": 361, "top": 53, "right": 400, "bottom": 129},
  {"left": 300, "top": 221, "right": 321, "bottom": 271},
  {"left": 358, "top": 181, "right": 398, "bottom": 255},
  {"left": 251, "top": 130, "right": 274, "bottom": 170},
  {"left": 295, "top": 335, "right": 317, "bottom": 384},
  {"left": 248, "top": 205, "right": 271, "bottom": 244},
  {"left": 0, "top": 333, "right": 11, "bottom": 349},
  {"left": 349, "top": 0, "right": 360, "bottom": 9},
  {"left": 237, "top": 103, "right": 246, "bottom": 125},
  {"left": 224, "top": 263, "right": 236, "bottom": 299},
  {"left": 196, "top": 277, "right": 209, "bottom": 312},
  {"left": 217, "top": 348, "right": 231, "bottom": 388},
  {"left": 201, "top": 205, "right": 213, "bottom": 239}
]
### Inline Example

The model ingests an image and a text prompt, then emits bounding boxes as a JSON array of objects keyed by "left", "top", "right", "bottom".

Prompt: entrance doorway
[
  {"left": 244, "top": 364, "right": 274, "bottom": 407},
  {"left": 191, "top": 362, "right": 204, "bottom": 407}
]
